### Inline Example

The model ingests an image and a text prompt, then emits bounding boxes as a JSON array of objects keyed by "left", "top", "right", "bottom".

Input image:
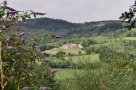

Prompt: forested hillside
[
  {"left": 18, "top": 18, "right": 77, "bottom": 30},
  {"left": 17, "top": 17, "right": 123, "bottom": 38}
]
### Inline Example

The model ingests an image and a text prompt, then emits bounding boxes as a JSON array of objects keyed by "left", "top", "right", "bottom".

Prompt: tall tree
[{"left": 120, "top": 0, "right": 136, "bottom": 30}]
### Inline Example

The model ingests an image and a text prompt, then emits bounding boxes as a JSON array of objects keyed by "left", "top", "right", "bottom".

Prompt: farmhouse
[
  {"left": 60, "top": 44, "right": 83, "bottom": 49},
  {"left": 60, "top": 44, "right": 71, "bottom": 49}
]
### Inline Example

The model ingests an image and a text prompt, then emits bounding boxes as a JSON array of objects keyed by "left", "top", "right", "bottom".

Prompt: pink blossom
[
  {"left": 23, "top": 87, "right": 29, "bottom": 90},
  {"left": 5, "top": 6, "right": 17, "bottom": 11},
  {"left": 3, "top": 1, "right": 7, "bottom": 5},
  {"left": 21, "top": 38, "right": 26, "bottom": 44},
  {"left": 18, "top": 32, "right": 25, "bottom": 37},
  {"left": 30, "top": 55, "right": 36, "bottom": 59},
  {"left": 0, "top": 20, "right": 3, "bottom": 24},
  {"left": 7, "top": 20, "right": 15, "bottom": 23},
  {"left": 7, "top": 11, "right": 19, "bottom": 15},
  {"left": 43, "top": 59, "right": 49, "bottom": 63},
  {"left": 35, "top": 50, "right": 41, "bottom": 56},
  {"left": 5, "top": 36, "right": 11, "bottom": 42},
  {"left": 32, "top": 43, "right": 37, "bottom": 49},
  {"left": 51, "top": 35, "right": 61, "bottom": 39},
  {"left": 15, "top": 52, "right": 22, "bottom": 56},
  {"left": 49, "top": 69, "right": 56, "bottom": 74},
  {"left": 35, "top": 12, "right": 46, "bottom": 15},
  {"left": 9, "top": 76, "right": 14, "bottom": 81},
  {"left": 41, "top": 87, "right": 48, "bottom": 90},
  {"left": 5, "top": 46, "right": 15, "bottom": 50},
  {"left": 5, "top": 36, "right": 14, "bottom": 42}
]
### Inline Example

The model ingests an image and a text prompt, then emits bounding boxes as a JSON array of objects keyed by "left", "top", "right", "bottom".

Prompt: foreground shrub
[
  {"left": 59, "top": 60, "right": 136, "bottom": 90},
  {"left": 0, "top": 1, "right": 59, "bottom": 90}
]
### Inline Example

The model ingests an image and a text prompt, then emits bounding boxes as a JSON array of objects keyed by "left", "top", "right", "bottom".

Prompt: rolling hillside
[{"left": 17, "top": 17, "right": 123, "bottom": 38}]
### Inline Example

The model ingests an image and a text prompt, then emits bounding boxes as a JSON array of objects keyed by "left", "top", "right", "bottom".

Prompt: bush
[
  {"left": 39, "top": 44, "right": 55, "bottom": 52},
  {"left": 39, "top": 44, "right": 47, "bottom": 51},
  {"left": 84, "top": 47, "right": 94, "bottom": 54},
  {"left": 56, "top": 51, "right": 66, "bottom": 58},
  {"left": 0, "top": 1, "right": 58, "bottom": 90},
  {"left": 59, "top": 60, "right": 136, "bottom": 90}
]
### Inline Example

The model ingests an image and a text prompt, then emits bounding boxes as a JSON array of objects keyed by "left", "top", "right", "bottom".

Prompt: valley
[{"left": 15, "top": 17, "right": 136, "bottom": 89}]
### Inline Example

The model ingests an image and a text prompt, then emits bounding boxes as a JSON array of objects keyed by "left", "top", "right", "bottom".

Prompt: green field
[
  {"left": 65, "top": 54, "right": 99, "bottom": 63},
  {"left": 45, "top": 49, "right": 99, "bottom": 79},
  {"left": 55, "top": 68, "right": 83, "bottom": 79},
  {"left": 124, "top": 37, "right": 136, "bottom": 40},
  {"left": 55, "top": 54, "right": 99, "bottom": 79},
  {"left": 43, "top": 48, "right": 85, "bottom": 55}
]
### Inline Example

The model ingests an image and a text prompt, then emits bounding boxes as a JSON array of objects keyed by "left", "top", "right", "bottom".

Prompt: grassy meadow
[
  {"left": 43, "top": 48, "right": 85, "bottom": 55},
  {"left": 64, "top": 54, "right": 99, "bottom": 63},
  {"left": 55, "top": 68, "right": 83, "bottom": 79},
  {"left": 54, "top": 53, "right": 99, "bottom": 79},
  {"left": 44, "top": 48, "right": 99, "bottom": 79},
  {"left": 123, "top": 37, "right": 136, "bottom": 40}
]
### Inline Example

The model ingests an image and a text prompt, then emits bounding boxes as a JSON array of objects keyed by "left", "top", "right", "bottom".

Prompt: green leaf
[
  {"left": 34, "top": 13, "right": 36, "bottom": 18},
  {"left": 0, "top": 13, "right": 3, "bottom": 19},
  {"left": 21, "top": 16, "right": 26, "bottom": 22}
]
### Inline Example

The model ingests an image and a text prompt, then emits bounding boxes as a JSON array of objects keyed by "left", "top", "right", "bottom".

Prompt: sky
[{"left": 6, "top": 0, "right": 135, "bottom": 23}]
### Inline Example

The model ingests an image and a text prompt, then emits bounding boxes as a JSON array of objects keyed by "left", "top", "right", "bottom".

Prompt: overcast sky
[{"left": 6, "top": 0, "right": 135, "bottom": 23}]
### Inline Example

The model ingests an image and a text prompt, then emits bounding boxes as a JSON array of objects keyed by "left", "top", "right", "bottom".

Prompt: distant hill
[
  {"left": 18, "top": 18, "right": 77, "bottom": 30},
  {"left": 17, "top": 17, "right": 123, "bottom": 38}
]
